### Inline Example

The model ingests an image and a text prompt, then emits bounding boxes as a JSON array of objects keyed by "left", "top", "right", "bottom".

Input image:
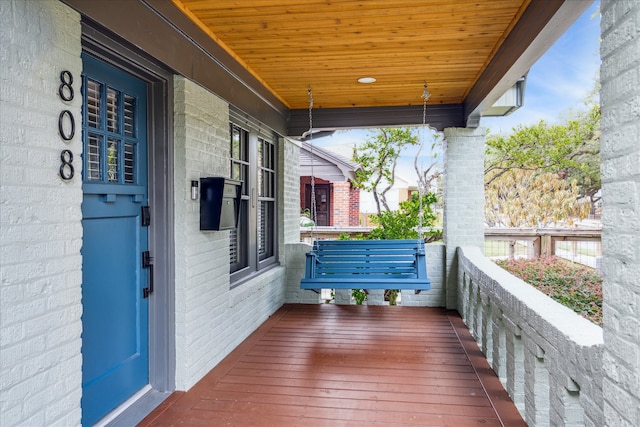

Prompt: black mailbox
[{"left": 200, "top": 177, "right": 241, "bottom": 231}]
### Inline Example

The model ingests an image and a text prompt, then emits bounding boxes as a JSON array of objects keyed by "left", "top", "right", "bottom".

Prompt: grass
[{"left": 495, "top": 256, "right": 603, "bottom": 326}]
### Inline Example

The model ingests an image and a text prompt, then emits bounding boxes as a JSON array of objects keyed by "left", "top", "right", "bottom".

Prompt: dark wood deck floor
[{"left": 140, "top": 304, "right": 524, "bottom": 427}]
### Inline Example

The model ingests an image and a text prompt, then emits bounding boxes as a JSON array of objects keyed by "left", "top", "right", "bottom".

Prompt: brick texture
[
  {"left": 443, "top": 127, "right": 485, "bottom": 309},
  {"left": 458, "top": 247, "right": 604, "bottom": 426},
  {"left": 172, "top": 76, "right": 286, "bottom": 390},
  {"left": 300, "top": 176, "right": 360, "bottom": 226},
  {"left": 0, "top": 1, "right": 83, "bottom": 425},
  {"left": 600, "top": 1, "right": 640, "bottom": 426}
]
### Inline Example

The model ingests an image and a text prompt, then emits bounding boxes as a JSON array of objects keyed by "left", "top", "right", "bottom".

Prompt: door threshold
[{"left": 95, "top": 385, "right": 172, "bottom": 427}]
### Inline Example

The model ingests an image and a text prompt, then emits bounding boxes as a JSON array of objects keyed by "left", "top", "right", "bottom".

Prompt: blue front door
[{"left": 81, "top": 54, "right": 149, "bottom": 426}]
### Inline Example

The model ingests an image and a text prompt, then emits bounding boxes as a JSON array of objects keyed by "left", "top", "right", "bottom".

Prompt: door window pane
[
  {"left": 107, "top": 138, "right": 119, "bottom": 182},
  {"left": 83, "top": 75, "right": 138, "bottom": 186},
  {"left": 124, "top": 142, "right": 135, "bottom": 184},
  {"left": 86, "top": 134, "right": 102, "bottom": 181},
  {"left": 123, "top": 95, "right": 136, "bottom": 137},
  {"left": 86, "top": 80, "right": 101, "bottom": 129},
  {"left": 106, "top": 88, "right": 119, "bottom": 133}
]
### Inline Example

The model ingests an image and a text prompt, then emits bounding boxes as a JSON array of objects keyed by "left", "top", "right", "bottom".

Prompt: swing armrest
[{"left": 305, "top": 251, "right": 318, "bottom": 279}]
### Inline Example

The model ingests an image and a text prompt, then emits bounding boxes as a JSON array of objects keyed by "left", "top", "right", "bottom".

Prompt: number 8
[
  {"left": 59, "top": 71, "right": 74, "bottom": 102},
  {"left": 60, "top": 150, "right": 74, "bottom": 180}
]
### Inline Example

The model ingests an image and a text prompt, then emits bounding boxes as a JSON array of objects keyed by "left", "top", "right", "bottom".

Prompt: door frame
[
  {"left": 82, "top": 22, "right": 175, "bottom": 424},
  {"left": 305, "top": 183, "right": 331, "bottom": 226}
]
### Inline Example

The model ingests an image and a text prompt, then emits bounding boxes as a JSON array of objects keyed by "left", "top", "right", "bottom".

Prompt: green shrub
[
  {"left": 368, "top": 192, "right": 438, "bottom": 240},
  {"left": 352, "top": 289, "right": 368, "bottom": 305},
  {"left": 495, "top": 257, "right": 602, "bottom": 326}
]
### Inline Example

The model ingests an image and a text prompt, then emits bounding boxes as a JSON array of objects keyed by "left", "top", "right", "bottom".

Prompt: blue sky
[
  {"left": 483, "top": 1, "right": 601, "bottom": 134},
  {"left": 311, "top": 1, "right": 601, "bottom": 181}
]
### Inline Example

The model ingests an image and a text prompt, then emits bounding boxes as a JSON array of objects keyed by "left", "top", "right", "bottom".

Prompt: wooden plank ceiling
[{"left": 170, "top": 0, "right": 530, "bottom": 110}]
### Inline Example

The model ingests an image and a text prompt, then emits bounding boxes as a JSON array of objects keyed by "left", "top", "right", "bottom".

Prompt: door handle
[{"left": 142, "top": 251, "right": 154, "bottom": 298}]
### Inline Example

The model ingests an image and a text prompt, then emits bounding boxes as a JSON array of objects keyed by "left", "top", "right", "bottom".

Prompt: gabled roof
[{"left": 299, "top": 141, "right": 358, "bottom": 182}]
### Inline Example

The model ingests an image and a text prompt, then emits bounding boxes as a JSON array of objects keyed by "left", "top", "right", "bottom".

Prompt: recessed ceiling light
[{"left": 358, "top": 77, "right": 376, "bottom": 84}]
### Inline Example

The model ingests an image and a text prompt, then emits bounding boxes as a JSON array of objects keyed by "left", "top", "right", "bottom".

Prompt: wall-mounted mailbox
[{"left": 200, "top": 177, "right": 242, "bottom": 231}]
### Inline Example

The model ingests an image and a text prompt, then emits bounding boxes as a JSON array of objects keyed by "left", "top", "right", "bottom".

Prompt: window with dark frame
[{"left": 229, "top": 122, "right": 278, "bottom": 282}]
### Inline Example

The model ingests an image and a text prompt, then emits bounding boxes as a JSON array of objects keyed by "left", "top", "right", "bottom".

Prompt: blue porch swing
[{"left": 300, "top": 85, "right": 432, "bottom": 293}]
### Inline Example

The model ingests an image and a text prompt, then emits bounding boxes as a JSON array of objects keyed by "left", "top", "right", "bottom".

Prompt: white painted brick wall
[
  {"left": 281, "top": 137, "right": 302, "bottom": 247},
  {"left": 458, "top": 247, "right": 604, "bottom": 426},
  {"left": 172, "top": 76, "right": 286, "bottom": 390},
  {"left": 443, "top": 128, "right": 485, "bottom": 309},
  {"left": 0, "top": 1, "right": 83, "bottom": 426},
  {"left": 600, "top": 1, "right": 640, "bottom": 426}
]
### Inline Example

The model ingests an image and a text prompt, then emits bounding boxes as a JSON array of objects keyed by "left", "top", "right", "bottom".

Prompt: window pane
[
  {"left": 86, "top": 133, "right": 102, "bottom": 181},
  {"left": 230, "top": 199, "right": 249, "bottom": 273},
  {"left": 231, "top": 125, "right": 240, "bottom": 159},
  {"left": 258, "top": 200, "right": 274, "bottom": 260},
  {"left": 124, "top": 141, "right": 135, "bottom": 184},
  {"left": 124, "top": 95, "right": 136, "bottom": 137},
  {"left": 232, "top": 163, "right": 241, "bottom": 181},
  {"left": 229, "top": 228, "right": 238, "bottom": 265},
  {"left": 259, "top": 138, "right": 275, "bottom": 197},
  {"left": 107, "top": 138, "right": 119, "bottom": 182},
  {"left": 106, "top": 87, "right": 119, "bottom": 133},
  {"left": 86, "top": 80, "right": 101, "bottom": 129}
]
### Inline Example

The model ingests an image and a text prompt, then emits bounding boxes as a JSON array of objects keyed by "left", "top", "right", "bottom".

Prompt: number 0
[{"left": 58, "top": 110, "right": 75, "bottom": 141}]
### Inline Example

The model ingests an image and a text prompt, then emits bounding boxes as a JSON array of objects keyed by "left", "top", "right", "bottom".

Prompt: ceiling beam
[{"left": 287, "top": 104, "right": 465, "bottom": 137}]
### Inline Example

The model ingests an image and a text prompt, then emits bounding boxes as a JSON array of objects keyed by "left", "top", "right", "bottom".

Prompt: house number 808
[{"left": 58, "top": 70, "right": 75, "bottom": 180}]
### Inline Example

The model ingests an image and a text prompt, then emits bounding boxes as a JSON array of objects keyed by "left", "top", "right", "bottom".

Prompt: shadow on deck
[{"left": 140, "top": 304, "right": 524, "bottom": 426}]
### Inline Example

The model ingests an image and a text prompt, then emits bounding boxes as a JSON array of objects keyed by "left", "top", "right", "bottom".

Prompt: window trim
[{"left": 228, "top": 115, "right": 279, "bottom": 285}]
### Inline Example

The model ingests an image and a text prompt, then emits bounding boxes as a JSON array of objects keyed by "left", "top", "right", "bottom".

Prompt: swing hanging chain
[
  {"left": 418, "top": 82, "right": 431, "bottom": 246},
  {"left": 307, "top": 87, "right": 319, "bottom": 245}
]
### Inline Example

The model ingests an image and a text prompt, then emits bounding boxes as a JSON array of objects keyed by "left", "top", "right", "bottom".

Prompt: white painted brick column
[
  {"left": 443, "top": 127, "right": 485, "bottom": 309},
  {"left": 284, "top": 242, "right": 321, "bottom": 304},
  {"left": 504, "top": 317, "right": 525, "bottom": 412},
  {"left": 600, "top": 2, "right": 640, "bottom": 426},
  {"left": 334, "top": 289, "right": 353, "bottom": 305},
  {"left": 282, "top": 139, "right": 321, "bottom": 304},
  {"left": 524, "top": 341, "right": 550, "bottom": 426},
  {"left": 366, "top": 289, "right": 385, "bottom": 305},
  {"left": 0, "top": 1, "right": 83, "bottom": 425}
]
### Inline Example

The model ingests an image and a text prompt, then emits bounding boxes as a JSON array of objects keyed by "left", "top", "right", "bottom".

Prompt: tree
[
  {"left": 414, "top": 128, "right": 442, "bottom": 195},
  {"left": 352, "top": 128, "right": 418, "bottom": 215},
  {"left": 484, "top": 96, "right": 600, "bottom": 226},
  {"left": 563, "top": 104, "right": 601, "bottom": 210},
  {"left": 485, "top": 169, "right": 591, "bottom": 227}
]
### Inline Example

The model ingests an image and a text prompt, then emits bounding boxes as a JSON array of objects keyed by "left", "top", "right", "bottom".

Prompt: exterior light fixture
[{"left": 357, "top": 77, "right": 376, "bottom": 84}]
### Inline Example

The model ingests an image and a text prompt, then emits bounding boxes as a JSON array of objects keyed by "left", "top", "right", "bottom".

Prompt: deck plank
[{"left": 140, "top": 304, "right": 525, "bottom": 427}]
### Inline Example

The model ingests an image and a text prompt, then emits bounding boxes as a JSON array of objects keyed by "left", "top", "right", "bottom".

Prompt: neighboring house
[
  {"left": 1, "top": 1, "right": 638, "bottom": 427},
  {"left": 299, "top": 141, "right": 360, "bottom": 226}
]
